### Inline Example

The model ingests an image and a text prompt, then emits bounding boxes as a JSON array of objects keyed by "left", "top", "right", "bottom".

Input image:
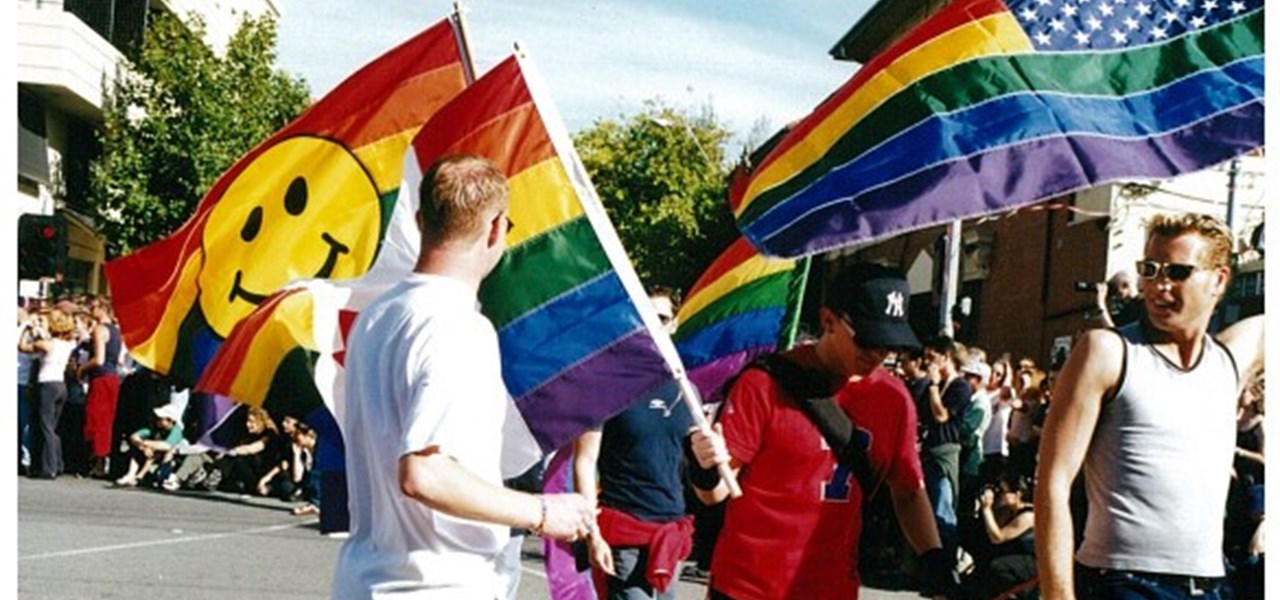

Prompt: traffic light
[{"left": 18, "top": 213, "right": 66, "bottom": 281}]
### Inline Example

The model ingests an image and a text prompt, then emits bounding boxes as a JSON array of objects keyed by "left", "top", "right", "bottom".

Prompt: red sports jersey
[{"left": 709, "top": 364, "right": 923, "bottom": 600}]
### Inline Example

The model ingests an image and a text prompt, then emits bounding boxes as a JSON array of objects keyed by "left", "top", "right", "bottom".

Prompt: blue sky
[{"left": 275, "top": 0, "right": 877, "bottom": 146}]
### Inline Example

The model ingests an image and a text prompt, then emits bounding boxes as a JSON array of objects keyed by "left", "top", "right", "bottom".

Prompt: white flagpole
[{"left": 514, "top": 44, "right": 742, "bottom": 498}]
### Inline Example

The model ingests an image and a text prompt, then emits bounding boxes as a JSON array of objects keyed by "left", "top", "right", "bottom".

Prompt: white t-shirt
[
  {"left": 983, "top": 389, "right": 1015, "bottom": 457},
  {"left": 332, "top": 274, "right": 511, "bottom": 600},
  {"left": 36, "top": 338, "right": 75, "bottom": 384}
]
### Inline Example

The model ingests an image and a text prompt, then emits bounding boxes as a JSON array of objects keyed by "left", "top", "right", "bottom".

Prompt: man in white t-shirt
[{"left": 332, "top": 154, "right": 597, "bottom": 600}]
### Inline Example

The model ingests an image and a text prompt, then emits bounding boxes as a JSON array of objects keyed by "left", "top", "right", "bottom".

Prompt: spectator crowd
[
  {"left": 17, "top": 295, "right": 347, "bottom": 537},
  {"left": 17, "top": 254, "right": 1259, "bottom": 596}
]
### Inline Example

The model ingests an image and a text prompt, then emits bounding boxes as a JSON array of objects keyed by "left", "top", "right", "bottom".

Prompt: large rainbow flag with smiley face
[
  {"left": 104, "top": 18, "right": 469, "bottom": 388},
  {"left": 199, "top": 51, "right": 692, "bottom": 471},
  {"left": 731, "top": 0, "right": 1264, "bottom": 258}
]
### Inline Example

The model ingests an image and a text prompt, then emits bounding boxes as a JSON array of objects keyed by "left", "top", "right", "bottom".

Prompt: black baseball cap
[{"left": 827, "top": 262, "right": 921, "bottom": 352}]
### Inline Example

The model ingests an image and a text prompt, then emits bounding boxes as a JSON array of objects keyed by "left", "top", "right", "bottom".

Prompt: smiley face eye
[
  {"left": 284, "top": 177, "right": 307, "bottom": 216},
  {"left": 241, "top": 206, "right": 263, "bottom": 242}
]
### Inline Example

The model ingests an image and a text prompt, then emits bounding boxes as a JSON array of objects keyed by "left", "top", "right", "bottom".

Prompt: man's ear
[
  {"left": 1211, "top": 265, "right": 1232, "bottom": 299},
  {"left": 486, "top": 213, "right": 504, "bottom": 249},
  {"left": 817, "top": 306, "right": 836, "bottom": 335}
]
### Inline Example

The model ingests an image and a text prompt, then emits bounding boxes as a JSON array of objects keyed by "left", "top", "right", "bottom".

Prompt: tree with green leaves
[
  {"left": 89, "top": 11, "right": 310, "bottom": 256},
  {"left": 574, "top": 101, "right": 740, "bottom": 293}
]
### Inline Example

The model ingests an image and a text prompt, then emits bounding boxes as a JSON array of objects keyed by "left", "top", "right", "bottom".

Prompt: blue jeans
[
  {"left": 1076, "top": 564, "right": 1224, "bottom": 599},
  {"left": 18, "top": 384, "right": 31, "bottom": 468},
  {"left": 924, "top": 444, "right": 961, "bottom": 549}
]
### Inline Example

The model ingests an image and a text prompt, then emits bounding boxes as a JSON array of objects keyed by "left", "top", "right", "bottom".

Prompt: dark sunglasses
[{"left": 1135, "top": 259, "right": 1199, "bottom": 282}]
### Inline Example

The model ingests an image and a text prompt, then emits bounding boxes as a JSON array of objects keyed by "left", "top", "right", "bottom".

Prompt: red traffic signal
[{"left": 18, "top": 213, "right": 66, "bottom": 281}]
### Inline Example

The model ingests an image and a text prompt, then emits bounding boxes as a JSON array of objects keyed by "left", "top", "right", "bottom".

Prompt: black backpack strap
[{"left": 745, "top": 354, "right": 878, "bottom": 497}]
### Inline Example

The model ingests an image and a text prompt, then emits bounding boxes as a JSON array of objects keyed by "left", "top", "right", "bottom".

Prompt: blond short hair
[
  {"left": 418, "top": 154, "right": 509, "bottom": 243},
  {"left": 1146, "top": 213, "right": 1234, "bottom": 269},
  {"left": 47, "top": 309, "right": 75, "bottom": 339}
]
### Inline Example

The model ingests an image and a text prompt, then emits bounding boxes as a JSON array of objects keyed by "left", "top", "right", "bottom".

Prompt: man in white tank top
[{"left": 1035, "top": 213, "right": 1264, "bottom": 600}]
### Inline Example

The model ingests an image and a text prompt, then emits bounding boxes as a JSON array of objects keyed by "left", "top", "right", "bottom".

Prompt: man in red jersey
[{"left": 690, "top": 262, "right": 952, "bottom": 600}]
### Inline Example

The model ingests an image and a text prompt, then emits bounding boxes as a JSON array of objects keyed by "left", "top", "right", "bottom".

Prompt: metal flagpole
[{"left": 450, "top": 2, "right": 477, "bottom": 85}]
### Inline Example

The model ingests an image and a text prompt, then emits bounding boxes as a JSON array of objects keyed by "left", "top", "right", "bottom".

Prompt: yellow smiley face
[{"left": 198, "top": 136, "right": 382, "bottom": 338}]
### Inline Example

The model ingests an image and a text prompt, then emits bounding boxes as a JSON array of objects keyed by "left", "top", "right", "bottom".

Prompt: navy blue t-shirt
[
  {"left": 922, "top": 378, "right": 972, "bottom": 447},
  {"left": 598, "top": 381, "right": 693, "bottom": 522}
]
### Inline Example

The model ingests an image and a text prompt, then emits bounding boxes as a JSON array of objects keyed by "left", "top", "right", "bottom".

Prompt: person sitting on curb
[{"left": 115, "top": 402, "right": 185, "bottom": 488}]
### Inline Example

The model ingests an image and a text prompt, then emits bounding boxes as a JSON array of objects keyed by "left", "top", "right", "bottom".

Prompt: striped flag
[
  {"left": 200, "top": 50, "right": 683, "bottom": 465},
  {"left": 105, "top": 19, "right": 469, "bottom": 386},
  {"left": 475, "top": 58, "right": 681, "bottom": 454},
  {"left": 673, "top": 237, "right": 808, "bottom": 401},
  {"left": 731, "top": 0, "right": 1264, "bottom": 257}
]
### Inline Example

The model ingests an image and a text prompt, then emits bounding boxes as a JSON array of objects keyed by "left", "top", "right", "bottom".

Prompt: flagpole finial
[{"left": 512, "top": 40, "right": 526, "bottom": 59}]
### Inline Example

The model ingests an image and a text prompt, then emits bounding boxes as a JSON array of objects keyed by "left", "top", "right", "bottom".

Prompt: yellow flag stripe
[
  {"left": 737, "top": 12, "right": 1031, "bottom": 216},
  {"left": 505, "top": 157, "right": 584, "bottom": 248},
  {"left": 679, "top": 255, "right": 795, "bottom": 323},
  {"left": 226, "top": 291, "right": 317, "bottom": 407},
  {"left": 128, "top": 252, "right": 203, "bottom": 373}
]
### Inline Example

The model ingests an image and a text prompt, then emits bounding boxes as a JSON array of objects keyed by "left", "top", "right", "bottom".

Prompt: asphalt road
[{"left": 18, "top": 475, "right": 919, "bottom": 599}]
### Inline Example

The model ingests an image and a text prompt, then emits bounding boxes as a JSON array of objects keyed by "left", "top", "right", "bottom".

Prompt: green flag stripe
[
  {"left": 740, "top": 12, "right": 1262, "bottom": 225},
  {"left": 673, "top": 271, "right": 796, "bottom": 341},
  {"left": 479, "top": 216, "right": 611, "bottom": 328}
]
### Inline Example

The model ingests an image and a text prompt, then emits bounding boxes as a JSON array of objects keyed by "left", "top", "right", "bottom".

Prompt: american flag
[{"left": 1006, "top": 0, "right": 1262, "bottom": 49}]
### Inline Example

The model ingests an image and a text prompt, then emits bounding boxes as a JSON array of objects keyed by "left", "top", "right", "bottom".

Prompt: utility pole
[
  {"left": 1226, "top": 158, "right": 1240, "bottom": 235},
  {"left": 938, "top": 220, "right": 961, "bottom": 337}
]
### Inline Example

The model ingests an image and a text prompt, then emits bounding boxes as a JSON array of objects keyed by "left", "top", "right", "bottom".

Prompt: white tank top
[
  {"left": 1075, "top": 322, "right": 1238, "bottom": 576},
  {"left": 36, "top": 338, "right": 76, "bottom": 383}
]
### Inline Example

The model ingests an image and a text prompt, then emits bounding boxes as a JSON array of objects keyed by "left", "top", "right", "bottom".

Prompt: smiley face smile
[
  {"left": 228, "top": 232, "right": 352, "bottom": 306},
  {"left": 197, "top": 136, "right": 381, "bottom": 338}
]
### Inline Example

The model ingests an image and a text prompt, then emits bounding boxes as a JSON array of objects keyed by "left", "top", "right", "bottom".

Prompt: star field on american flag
[{"left": 1006, "top": 0, "right": 1261, "bottom": 50}]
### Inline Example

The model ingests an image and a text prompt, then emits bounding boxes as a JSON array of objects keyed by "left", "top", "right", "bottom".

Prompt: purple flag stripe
[
  {"left": 196, "top": 394, "right": 242, "bottom": 451},
  {"left": 515, "top": 330, "right": 674, "bottom": 453},
  {"left": 686, "top": 346, "right": 774, "bottom": 402},
  {"left": 755, "top": 102, "right": 1263, "bottom": 257}
]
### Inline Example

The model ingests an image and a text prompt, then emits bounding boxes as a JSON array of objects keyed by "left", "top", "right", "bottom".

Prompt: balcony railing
[{"left": 63, "top": 0, "right": 149, "bottom": 61}]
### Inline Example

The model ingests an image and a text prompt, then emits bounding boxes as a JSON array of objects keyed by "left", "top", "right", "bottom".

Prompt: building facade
[{"left": 16, "top": 0, "right": 279, "bottom": 299}]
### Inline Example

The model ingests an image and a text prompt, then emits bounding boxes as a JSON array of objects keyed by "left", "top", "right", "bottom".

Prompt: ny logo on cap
[{"left": 885, "top": 291, "right": 905, "bottom": 318}]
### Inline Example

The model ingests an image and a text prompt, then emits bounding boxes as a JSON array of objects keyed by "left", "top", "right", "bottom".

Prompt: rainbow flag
[
  {"left": 474, "top": 57, "right": 681, "bottom": 453},
  {"left": 731, "top": 0, "right": 1264, "bottom": 257},
  {"left": 200, "top": 51, "right": 683, "bottom": 461},
  {"left": 672, "top": 236, "right": 808, "bottom": 401},
  {"left": 105, "top": 18, "right": 468, "bottom": 386}
]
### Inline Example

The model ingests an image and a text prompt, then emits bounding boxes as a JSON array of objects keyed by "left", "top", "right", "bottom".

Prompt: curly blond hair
[{"left": 46, "top": 309, "right": 76, "bottom": 339}]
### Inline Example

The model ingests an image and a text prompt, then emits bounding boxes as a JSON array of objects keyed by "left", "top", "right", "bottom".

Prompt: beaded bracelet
[{"left": 531, "top": 495, "right": 548, "bottom": 535}]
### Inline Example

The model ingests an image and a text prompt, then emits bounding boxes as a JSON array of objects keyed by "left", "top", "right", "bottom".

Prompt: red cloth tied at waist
[{"left": 592, "top": 506, "right": 694, "bottom": 594}]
